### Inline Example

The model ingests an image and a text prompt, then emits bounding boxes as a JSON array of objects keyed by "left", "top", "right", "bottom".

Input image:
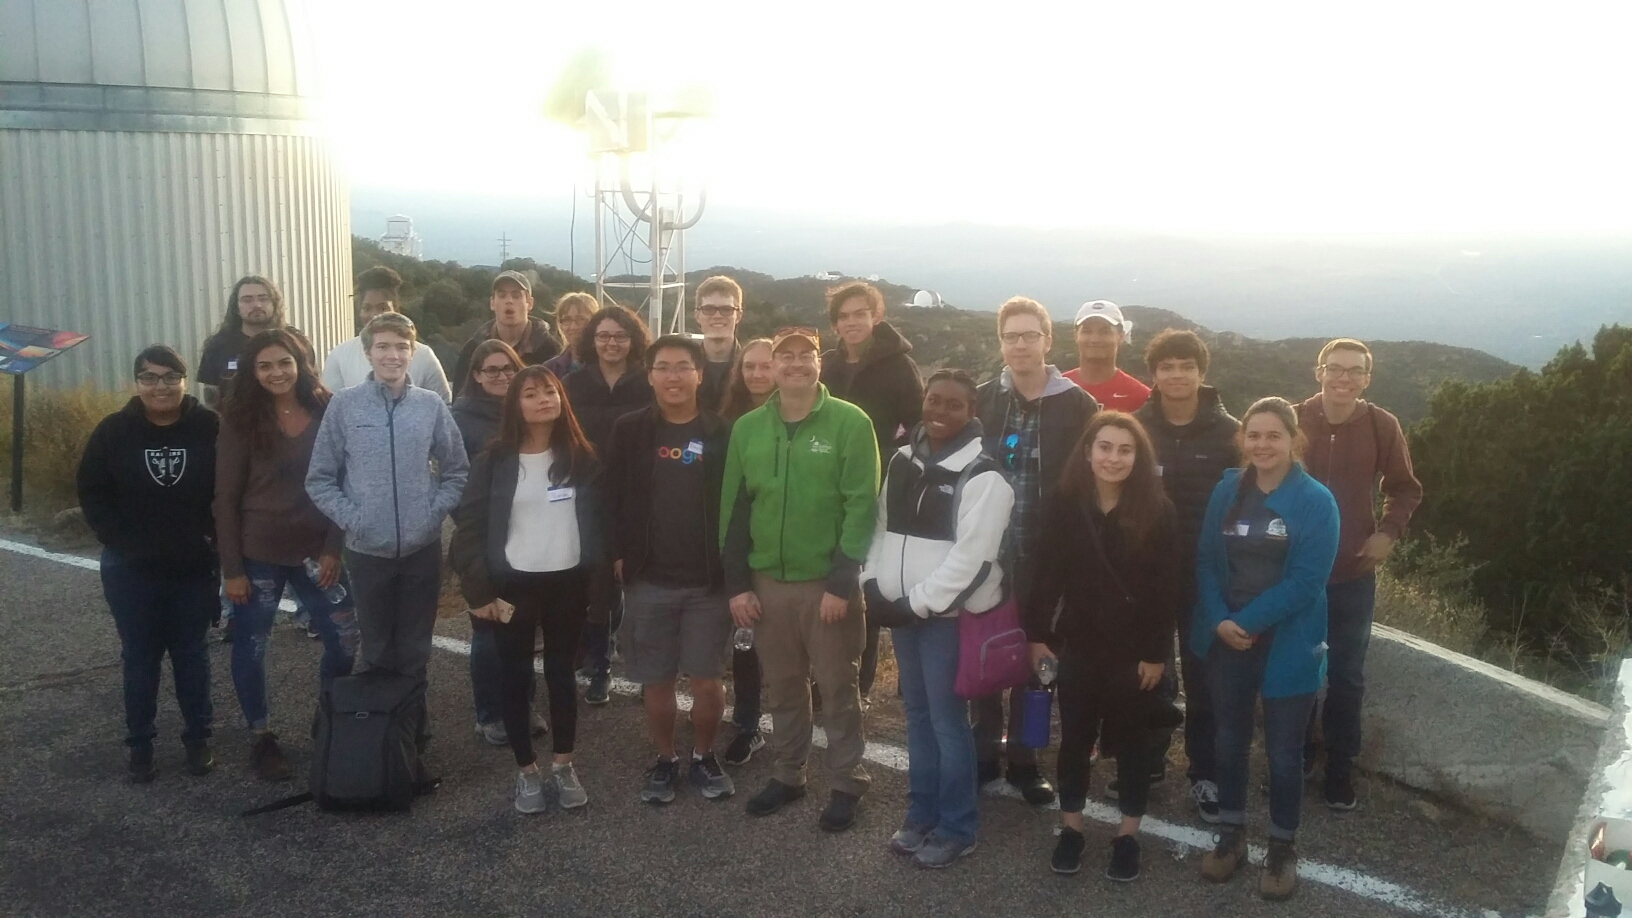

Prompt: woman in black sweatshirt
[
  {"left": 77, "top": 345, "right": 221, "bottom": 784},
  {"left": 1025, "top": 411, "right": 1181, "bottom": 883}
]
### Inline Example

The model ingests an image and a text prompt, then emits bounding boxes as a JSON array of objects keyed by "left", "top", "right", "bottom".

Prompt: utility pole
[{"left": 498, "top": 232, "right": 511, "bottom": 264}]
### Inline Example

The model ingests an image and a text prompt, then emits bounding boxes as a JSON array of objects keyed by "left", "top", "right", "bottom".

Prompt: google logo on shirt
[{"left": 657, "top": 446, "right": 699, "bottom": 465}]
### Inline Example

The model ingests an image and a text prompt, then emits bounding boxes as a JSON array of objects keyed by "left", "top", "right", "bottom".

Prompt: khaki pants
[{"left": 752, "top": 573, "right": 870, "bottom": 797}]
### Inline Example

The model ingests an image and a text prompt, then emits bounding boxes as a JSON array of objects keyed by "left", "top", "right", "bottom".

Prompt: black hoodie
[
  {"left": 451, "top": 390, "right": 503, "bottom": 459},
  {"left": 821, "top": 320, "right": 924, "bottom": 464},
  {"left": 76, "top": 395, "right": 220, "bottom": 575}
]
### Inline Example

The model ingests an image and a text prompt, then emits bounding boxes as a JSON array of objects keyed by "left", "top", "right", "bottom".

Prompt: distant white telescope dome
[{"left": 909, "top": 290, "right": 942, "bottom": 309}]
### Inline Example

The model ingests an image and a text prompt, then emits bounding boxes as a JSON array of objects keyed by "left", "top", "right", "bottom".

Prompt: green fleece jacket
[{"left": 720, "top": 384, "right": 880, "bottom": 596}]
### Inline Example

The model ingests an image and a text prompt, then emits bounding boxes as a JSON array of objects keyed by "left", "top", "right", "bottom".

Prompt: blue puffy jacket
[{"left": 1189, "top": 464, "right": 1340, "bottom": 699}]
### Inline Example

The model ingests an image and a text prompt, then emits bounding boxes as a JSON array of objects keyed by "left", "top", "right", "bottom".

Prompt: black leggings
[
  {"left": 1056, "top": 654, "right": 1151, "bottom": 818},
  {"left": 497, "top": 568, "right": 590, "bottom": 767}
]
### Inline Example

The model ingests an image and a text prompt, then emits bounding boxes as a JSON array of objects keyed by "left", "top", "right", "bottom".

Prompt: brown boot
[
  {"left": 1200, "top": 826, "right": 1246, "bottom": 883},
  {"left": 249, "top": 732, "right": 293, "bottom": 782},
  {"left": 1260, "top": 838, "right": 1298, "bottom": 900}
]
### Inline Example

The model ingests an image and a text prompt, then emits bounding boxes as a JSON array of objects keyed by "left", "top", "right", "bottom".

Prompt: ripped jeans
[{"left": 230, "top": 558, "right": 360, "bottom": 731}]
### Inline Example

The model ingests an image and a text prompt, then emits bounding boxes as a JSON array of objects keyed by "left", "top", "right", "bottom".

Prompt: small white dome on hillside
[{"left": 908, "top": 289, "right": 942, "bottom": 309}]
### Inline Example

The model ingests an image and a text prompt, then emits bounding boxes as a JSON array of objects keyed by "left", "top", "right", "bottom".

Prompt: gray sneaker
[
  {"left": 689, "top": 753, "right": 735, "bottom": 800},
  {"left": 553, "top": 762, "right": 588, "bottom": 809},
  {"left": 914, "top": 834, "right": 977, "bottom": 869},
  {"left": 514, "top": 769, "right": 546, "bottom": 814},
  {"left": 889, "top": 821, "right": 934, "bottom": 855},
  {"left": 476, "top": 721, "right": 508, "bottom": 746},
  {"left": 641, "top": 757, "right": 680, "bottom": 804}
]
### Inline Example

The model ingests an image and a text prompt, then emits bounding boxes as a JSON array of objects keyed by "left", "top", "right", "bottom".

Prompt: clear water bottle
[
  {"left": 732, "top": 627, "right": 755, "bottom": 651},
  {"left": 1037, "top": 656, "right": 1058, "bottom": 686},
  {"left": 303, "top": 557, "right": 348, "bottom": 605}
]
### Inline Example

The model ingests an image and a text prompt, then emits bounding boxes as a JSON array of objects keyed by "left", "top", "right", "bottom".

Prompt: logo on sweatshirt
[
  {"left": 145, "top": 448, "right": 188, "bottom": 487},
  {"left": 807, "top": 437, "right": 832, "bottom": 454}
]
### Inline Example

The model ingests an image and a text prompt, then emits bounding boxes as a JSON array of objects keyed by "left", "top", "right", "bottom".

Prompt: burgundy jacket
[{"left": 1297, "top": 396, "right": 1423, "bottom": 584}]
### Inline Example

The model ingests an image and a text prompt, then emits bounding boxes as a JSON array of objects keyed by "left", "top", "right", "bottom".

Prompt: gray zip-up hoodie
[{"left": 306, "top": 377, "right": 469, "bottom": 559}]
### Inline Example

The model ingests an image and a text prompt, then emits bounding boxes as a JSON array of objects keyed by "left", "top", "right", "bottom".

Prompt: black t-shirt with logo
[
  {"left": 1224, "top": 484, "right": 1291, "bottom": 613},
  {"left": 645, "top": 417, "right": 710, "bottom": 588}
]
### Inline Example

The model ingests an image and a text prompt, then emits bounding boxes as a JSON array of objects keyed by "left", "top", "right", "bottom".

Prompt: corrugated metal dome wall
[{"left": 0, "top": 0, "right": 350, "bottom": 392}]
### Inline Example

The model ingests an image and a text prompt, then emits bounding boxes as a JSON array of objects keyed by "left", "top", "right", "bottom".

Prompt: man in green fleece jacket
[{"left": 721, "top": 327, "right": 879, "bottom": 832}]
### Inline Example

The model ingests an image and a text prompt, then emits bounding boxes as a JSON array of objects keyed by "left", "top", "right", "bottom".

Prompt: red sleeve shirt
[{"left": 1063, "top": 367, "right": 1151, "bottom": 412}]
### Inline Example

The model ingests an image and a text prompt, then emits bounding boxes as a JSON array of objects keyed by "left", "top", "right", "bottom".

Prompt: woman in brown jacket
[{"left": 215, "top": 329, "right": 358, "bottom": 782}]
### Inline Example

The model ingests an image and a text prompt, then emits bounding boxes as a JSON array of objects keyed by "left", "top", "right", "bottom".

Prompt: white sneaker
[
  {"left": 554, "top": 762, "right": 588, "bottom": 809},
  {"left": 476, "top": 721, "right": 508, "bottom": 746},
  {"left": 514, "top": 769, "right": 546, "bottom": 814},
  {"left": 1191, "top": 779, "right": 1221, "bottom": 824}
]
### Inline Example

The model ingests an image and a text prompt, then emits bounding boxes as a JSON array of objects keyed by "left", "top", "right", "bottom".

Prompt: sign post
[{"left": 0, "top": 323, "right": 90, "bottom": 513}]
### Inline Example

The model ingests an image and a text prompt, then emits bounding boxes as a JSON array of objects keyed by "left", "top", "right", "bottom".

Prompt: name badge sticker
[
  {"left": 547, "top": 486, "right": 575, "bottom": 503},
  {"left": 686, "top": 439, "right": 705, "bottom": 456},
  {"left": 1233, "top": 521, "right": 1251, "bottom": 537},
  {"left": 1155, "top": 464, "right": 1163, "bottom": 477}
]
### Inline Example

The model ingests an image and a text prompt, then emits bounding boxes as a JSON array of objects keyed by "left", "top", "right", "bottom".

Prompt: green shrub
[{"left": 0, "top": 383, "right": 127, "bottom": 517}]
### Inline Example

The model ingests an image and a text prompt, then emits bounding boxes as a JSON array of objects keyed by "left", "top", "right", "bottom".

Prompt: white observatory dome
[
  {"left": 910, "top": 290, "right": 942, "bottom": 309},
  {"left": 0, "top": 0, "right": 350, "bottom": 390}
]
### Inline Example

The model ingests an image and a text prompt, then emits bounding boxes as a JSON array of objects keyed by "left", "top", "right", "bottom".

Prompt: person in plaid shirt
[{"left": 971, "top": 297, "right": 1098, "bottom": 806}]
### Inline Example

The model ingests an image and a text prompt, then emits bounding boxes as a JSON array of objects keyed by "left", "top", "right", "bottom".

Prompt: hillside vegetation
[{"left": 353, "top": 239, "right": 1519, "bottom": 426}]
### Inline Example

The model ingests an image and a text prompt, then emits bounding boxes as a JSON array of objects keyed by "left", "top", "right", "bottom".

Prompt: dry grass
[{"left": 0, "top": 383, "right": 127, "bottom": 518}]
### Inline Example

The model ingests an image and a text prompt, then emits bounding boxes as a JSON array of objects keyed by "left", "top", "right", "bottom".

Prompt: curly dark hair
[
  {"left": 575, "top": 304, "right": 651, "bottom": 368},
  {"left": 221, "top": 329, "right": 331, "bottom": 452}
]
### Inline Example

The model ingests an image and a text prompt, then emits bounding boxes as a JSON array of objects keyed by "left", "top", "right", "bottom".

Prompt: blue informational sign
[{"left": 0, "top": 323, "right": 89, "bottom": 375}]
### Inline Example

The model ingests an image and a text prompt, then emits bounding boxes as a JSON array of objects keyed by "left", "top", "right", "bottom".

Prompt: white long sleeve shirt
[{"left": 322, "top": 335, "right": 452, "bottom": 402}]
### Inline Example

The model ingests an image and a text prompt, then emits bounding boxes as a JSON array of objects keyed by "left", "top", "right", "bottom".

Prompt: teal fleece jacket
[
  {"left": 720, "top": 384, "right": 879, "bottom": 596},
  {"left": 1190, "top": 463, "right": 1340, "bottom": 699}
]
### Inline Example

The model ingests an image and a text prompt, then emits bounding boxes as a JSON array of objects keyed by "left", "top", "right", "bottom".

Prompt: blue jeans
[
  {"left": 1306, "top": 573, "right": 1375, "bottom": 779},
  {"left": 100, "top": 550, "right": 215, "bottom": 749},
  {"left": 229, "top": 558, "right": 358, "bottom": 731},
  {"left": 893, "top": 617, "right": 978, "bottom": 845},
  {"left": 469, "top": 616, "right": 506, "bottom": 726},
  {"left": 1209, "top": 639, "right": 1316, "bottom": 841}
]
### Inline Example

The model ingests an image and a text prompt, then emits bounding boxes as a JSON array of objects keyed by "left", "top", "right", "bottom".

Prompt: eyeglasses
[
  {"left": 696, "top": 305, "right": 739, "bottom": 317},
  {"left": 774, "top": 350, "right": 819, "bottom": 366},
  {"left": 136, "top": 372, "right": 185, "bottom": 387},
  {"left": 1000, "top": 433, "right": 1021, "bottom": 470},
  {"left": 1317, "top": 363, "right": 1370, "bottom": 380},
  {"left": 1000, "top": 331, "right": 1046, "bottom": 345},
  {"left": 594, "top": 332, "right": 631, "bottom": 344},
  {"left": 477, "top": 365, "right": 518, "bottom": 380}
]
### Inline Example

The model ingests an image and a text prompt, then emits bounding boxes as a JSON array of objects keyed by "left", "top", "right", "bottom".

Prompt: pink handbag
[{"left": 953, "top": 597, "right": 1032, "bottom": 700}]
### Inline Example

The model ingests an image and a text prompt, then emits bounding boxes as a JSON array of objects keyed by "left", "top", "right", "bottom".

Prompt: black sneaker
[
  {"left": 1051, "top": 827, "right": 1086, "bottom": 875},
  {"left": 1106, "top": 834, "right": 1141, "bottom": 882},
  {"left": 1007, "top": 767, "right": 1057, "bottom": 807},
  {"left": 305, "top": 621, "right": 320, "bottom": 640},
  {"left": 689, "top": 753, "right": 735, "bottom": 800},
  {"left": 640, "top": 757, "right": 679, "bottom": 804},
  {"left": 818, "top": 790, "right": 860, "bottom": 832},
  {"left": 745, "top": 779, "right": 806, "bottom": 817},
  {"left": 1191, "top": 780, "right": 1222, "bottom": 823},
  {"left": 128, "top": 745, "right": 156, "bottom": 784},
  {"left": 584, "top": 672, "right": 611, "bottom": 706},
  {"left": 184, "top": 743, "right": 215, "bottom": 777},
  {"left": 1325, "top": 772, "right": 1357, "bottom": 811},
  {"left": 722, "top": 731, "right": 764, "bottom": 767}
]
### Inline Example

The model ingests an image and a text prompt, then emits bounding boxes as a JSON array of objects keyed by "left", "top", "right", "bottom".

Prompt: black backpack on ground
[{"left": 242, "top": 669, "right": 437, "bottom": 816}]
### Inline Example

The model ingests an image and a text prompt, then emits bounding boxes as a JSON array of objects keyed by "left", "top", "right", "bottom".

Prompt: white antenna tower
[{"left": 580, "top": 90, "right": 708, "bottom": 334}]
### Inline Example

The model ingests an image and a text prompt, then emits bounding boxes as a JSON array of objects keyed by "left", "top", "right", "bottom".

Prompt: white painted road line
[
  {"left": 428, "top": 634, "right": 1478, "bottom": 918},
  {"left": 12, "top": 542, "right": 1489, "bottom": 918}
]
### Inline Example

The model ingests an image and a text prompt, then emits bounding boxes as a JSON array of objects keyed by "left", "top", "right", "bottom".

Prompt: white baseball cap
[{"left": 1074, "top": 300, "right": 1132, "bottom": 337}]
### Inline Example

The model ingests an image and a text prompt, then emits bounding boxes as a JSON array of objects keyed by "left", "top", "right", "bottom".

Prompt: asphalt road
[{"left": 0, "top": 545, "right": 1558, "bottom": 918}]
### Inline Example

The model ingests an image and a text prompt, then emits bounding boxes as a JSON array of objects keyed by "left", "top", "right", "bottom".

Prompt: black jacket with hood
[
  {"left": 603, "top": 405, "right": 731, "bottom": 592},
  {"left": 1134, "top": 386, "right": 1240, "bottom": 564},
  {"left": 76, "top": 395, "right": 220, "bottom": 576},
  {"left": 821, "top": 321, "right": 925, "bottom": 464}
]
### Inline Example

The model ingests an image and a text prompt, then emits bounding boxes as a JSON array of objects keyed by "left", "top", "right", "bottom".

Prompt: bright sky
[{"left": 311, "top": 0, "right": 1632, "bottom": 234}]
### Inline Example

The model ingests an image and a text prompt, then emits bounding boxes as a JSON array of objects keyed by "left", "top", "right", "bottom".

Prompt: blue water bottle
[{"left": 1018, "top": 686, "right": 1053, "bottom": 749}]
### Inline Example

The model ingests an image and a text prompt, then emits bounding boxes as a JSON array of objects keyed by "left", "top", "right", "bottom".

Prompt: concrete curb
[{"left": 1361, "top": 624, "right": 1610, "bottom": 843}]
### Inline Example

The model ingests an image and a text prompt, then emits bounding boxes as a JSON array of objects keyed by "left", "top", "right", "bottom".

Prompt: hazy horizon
[{"left": 351, "top": 188, "right": 1631, "bottom": 368}]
